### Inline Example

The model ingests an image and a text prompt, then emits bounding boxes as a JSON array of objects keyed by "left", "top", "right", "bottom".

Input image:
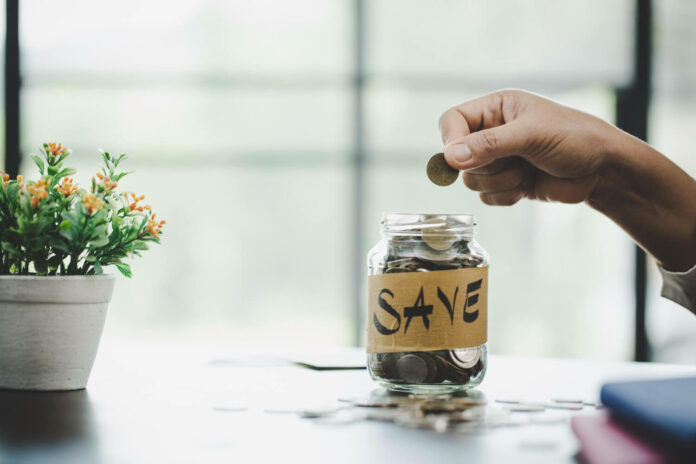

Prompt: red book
[{"left": 571, "top": 413, "right": 669, "bottom": 464}]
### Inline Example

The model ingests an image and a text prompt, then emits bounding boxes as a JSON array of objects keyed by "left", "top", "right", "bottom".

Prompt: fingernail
[{"left": 450, "top": 144, "right": 472, "bottom": 162}]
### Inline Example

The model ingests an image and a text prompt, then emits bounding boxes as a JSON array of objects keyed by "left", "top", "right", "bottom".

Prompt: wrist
[{"left": 586, "top": 127, "right": 644, "bottom": 215}]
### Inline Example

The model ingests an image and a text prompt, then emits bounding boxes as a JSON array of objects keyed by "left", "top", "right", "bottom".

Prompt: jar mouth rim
[{"left": 380, "top": 212, "right": 475, "bottom": 235}]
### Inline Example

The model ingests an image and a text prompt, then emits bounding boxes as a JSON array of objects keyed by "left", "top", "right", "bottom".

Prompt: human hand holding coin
[
  {"left": 436, "top": 89, "right": 616, "bottom": 205},
  {"left": 435, "top": 89, "right": 696, "bottom": 273}
]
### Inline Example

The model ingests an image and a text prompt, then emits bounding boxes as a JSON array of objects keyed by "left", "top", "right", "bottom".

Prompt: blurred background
[{"left": 1, "top": 0, "right": 694, "bottom": 363}]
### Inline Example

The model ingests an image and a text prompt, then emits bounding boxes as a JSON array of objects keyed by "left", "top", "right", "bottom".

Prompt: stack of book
[{"left": 571, "top": 377, "right": 696, "bottom": 463}]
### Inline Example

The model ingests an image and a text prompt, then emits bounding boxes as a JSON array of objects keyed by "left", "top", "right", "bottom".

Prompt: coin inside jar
[
  {"left": 426, "top": 153, "right": 459, "bottom": 186},
  {"left": 367, "top": 213, "right": 489, "bottom": 393},
  {"left": 395, "top": 354, "right": 430, "bottom": 383},
  {"left": 421, "top": 217, "right": 456, "bottom": 251},
  {"left": 449, "top": 347, "right": 481, "bottom": 369}
]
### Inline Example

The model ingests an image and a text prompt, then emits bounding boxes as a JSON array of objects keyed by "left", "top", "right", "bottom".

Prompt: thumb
[{"left": 444, "top": 122, "right": 528, "bottom": 171}]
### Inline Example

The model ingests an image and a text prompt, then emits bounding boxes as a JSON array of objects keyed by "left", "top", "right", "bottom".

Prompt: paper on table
[{"left": 285, "top": 350, "right": 366, "bottom": 370}]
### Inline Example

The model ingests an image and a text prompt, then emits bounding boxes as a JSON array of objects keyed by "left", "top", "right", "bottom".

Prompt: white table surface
[{"left": 1, "top": 338, "right": 695, "bottom": 464}]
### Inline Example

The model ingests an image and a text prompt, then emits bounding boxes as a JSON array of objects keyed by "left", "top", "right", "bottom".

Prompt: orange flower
[
  {"left": 26, "top": 178, "right": 48, "bottom": 193},
  {"left": 93, "top": 172, "right": 117, "bottom": 193},
  {"left": 126, "top": 192, "right": 148, "bottom": 212},
  {"left": 31, "top": 189, "right": 48, "bottom": 207},
  {"left": 56, "top": 177, "right": 78, "bottom": 196},
  {"left": 45, "top": 142, "right": 68, "bottom": 157},
  {"left": 142, "top": 213, "right": 165, "bottom": 238},
  {"left": 83, "top": 194, "right": 104, "bottom": 215},
  {"left": 25, "top": 178, "right": 49, "bottom": 206},
  {"left": 2, "top": 172, "right": 23, "bottom": 192}
]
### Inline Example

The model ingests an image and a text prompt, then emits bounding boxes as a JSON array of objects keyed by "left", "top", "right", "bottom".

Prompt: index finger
[
  {"left": 438, "top": 106, "right": 472, "bottom": 146},
  {"left": 438, "top": 92, "right": 508, "bottom": 145}
]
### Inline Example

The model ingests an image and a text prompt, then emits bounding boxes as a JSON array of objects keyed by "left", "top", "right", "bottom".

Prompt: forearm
[{"left": 588, "top": 130, "right": 696, "bottom": 271}]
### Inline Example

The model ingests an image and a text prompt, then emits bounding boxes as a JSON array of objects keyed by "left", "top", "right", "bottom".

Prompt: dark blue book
[{"left": 601, "top": 376, "right": 696, "bottom": 455}]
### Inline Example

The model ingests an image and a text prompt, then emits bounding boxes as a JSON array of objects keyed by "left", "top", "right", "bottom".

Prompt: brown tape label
[{"left": 367, "top": 267, "right": 488, "bottom": 353}]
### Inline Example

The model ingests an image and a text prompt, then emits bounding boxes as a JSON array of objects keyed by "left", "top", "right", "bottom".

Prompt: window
[
  {"left": 17, "top": 0, "right": 679, "bottom": 362},
  {"left": 647, "top": 0, "right": 696, "bottom": 364}
]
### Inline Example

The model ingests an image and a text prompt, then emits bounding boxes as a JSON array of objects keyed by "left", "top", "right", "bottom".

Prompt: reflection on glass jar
[{"left": 366, "top": 213, "right": 489, "bottom": 393}]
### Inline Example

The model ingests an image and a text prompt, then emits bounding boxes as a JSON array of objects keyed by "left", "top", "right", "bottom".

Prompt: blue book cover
[{"left": 600, "top": 376, "right": 696, "bottom": 453}]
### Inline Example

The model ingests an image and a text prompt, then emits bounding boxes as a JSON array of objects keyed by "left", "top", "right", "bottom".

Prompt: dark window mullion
[
  {"left": 4, "top": 0, "right": 21, "bottom": 177},
  {"left": 615, "top": 0, "right": 652, "bottom": 362}
]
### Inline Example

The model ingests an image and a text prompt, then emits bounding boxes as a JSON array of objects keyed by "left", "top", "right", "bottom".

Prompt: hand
[
  {"left": 438, "top": 89, "right": 618, "bottom": 205},
  {"left": 439, "top": 89, "right": 696, "bottom": 272}
]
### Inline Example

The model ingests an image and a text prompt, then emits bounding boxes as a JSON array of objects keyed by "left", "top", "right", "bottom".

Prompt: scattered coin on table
[{"left": 287, "top": 390, "right": 600, "bottom": 433}]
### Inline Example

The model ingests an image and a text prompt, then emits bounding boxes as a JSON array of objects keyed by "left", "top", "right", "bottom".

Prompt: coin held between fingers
[{"left": 427, "top": 153, "right": 459, "bottom": 186}]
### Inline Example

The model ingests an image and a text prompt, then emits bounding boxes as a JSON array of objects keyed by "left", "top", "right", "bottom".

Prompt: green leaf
[
  {"left": 52, "top": 242, "right": 71, "bottom": 253},
  {"left": 133, "top": 241, "right": 149, "bottom": 251},
  {"left": 47, "top": 255, "right": 64, "bottom": 269},
  {"left": 115, "top": 171, "right": 134, "bottom": 181},
  {"left": 31, "top": 155, "right": 45, "bottom": 174},
  {"left": 59, "top": 220, "right": 71, "bottom": 230},
  {"left": 114, "top": 262, "right": 132, "bottom": 278},
  {"left": 57, "top": 152, "right": 70, "bottom": 164},
  {"left": 34, "top": 258, "right": 48, "bottom": 274},
  {"left": 90, "top": 235, "right": 110, "bottom": 248},
  {"left": 6, "top": 182, "right": 18, "bottom": 201},
  {"left": 56, "top": 168, "right": 77, "bottom": 179},
  {"left": 47, "top": 165, "right": 58, "bottom": 175},
  {"left": 59, "top": 227, "right": 77, "bottom": 242},
  {"left": 91, "top": 224, "right": 108, "bottom": 237},
  {"left": 2, "top": 242, "right": 21, "bottom": 256}
]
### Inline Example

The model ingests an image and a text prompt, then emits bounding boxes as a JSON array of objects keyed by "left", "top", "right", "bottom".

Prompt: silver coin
[
  {"left": 413, "top": 244, "right": 459, "bottom": 262},
  {"left": 449, "top": 347, "right": 481, "bottom": 369},
  {"left": 505, "top": 405, "right": 545, "bottom": 413},
  {"left": 395, "top": 354, "right": 429, "bottom": 383},
  {"left": 420, "top": 352, "right": 440, "bottom": 383},
  {"left": 551, "top": 397, "right": 584, "bottom": 404},
  {"left": 421, "top": 217, "right": 456, "bottom": 251},
  {"left": 541, "top": 402, "right": 583, "bottom": 411}
]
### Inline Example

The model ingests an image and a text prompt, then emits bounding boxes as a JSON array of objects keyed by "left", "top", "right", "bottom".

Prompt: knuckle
[
  {"left": 438, "top": 106, "right": 457, "bottom": 129},
  {"left": 497, "top": 88, "right": 516, "bottom": 97},
  {"left": 470, "top": 159, "right": 509, "bottom": 175},
  {"left": 506, "top": 167, "right": 526, "bottom": 189},
  {"left": 497, "top": 89, "right": 524, "bottom": 118},
  {"left": 498, "top": 88, "right": 523, "bottom": 100}
]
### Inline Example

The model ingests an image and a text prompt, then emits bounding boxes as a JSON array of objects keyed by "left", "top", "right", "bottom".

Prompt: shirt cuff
[{"left": 659, "top": 263, "right": 696, "bottom": 314}]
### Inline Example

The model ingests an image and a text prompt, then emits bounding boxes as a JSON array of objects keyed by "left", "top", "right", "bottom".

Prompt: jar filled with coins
[{"left": 366, "top": 213, "right": 489, "bottom": 393}]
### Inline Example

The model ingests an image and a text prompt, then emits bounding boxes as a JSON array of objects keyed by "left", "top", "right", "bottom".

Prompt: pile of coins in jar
[
  {"left": 369, "top": 348, "right": 484, "bottom": 386},
  {"left": 366, "top": 213, "right": 489, "bottom": 393}
]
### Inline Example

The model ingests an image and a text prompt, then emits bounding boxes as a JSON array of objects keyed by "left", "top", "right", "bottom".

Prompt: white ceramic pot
[{"left": 0, "top": 274, "right": 115, "bottom": 391}]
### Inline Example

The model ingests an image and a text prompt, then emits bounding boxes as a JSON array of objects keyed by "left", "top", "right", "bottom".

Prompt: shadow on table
[{"left": 0, "top": 389, "right": 99, "bottom": 462}]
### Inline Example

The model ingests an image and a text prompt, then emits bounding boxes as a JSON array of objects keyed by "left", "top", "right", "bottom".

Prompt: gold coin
[{"left": 426, "top": 153, "right": 459, "bottom": 186}]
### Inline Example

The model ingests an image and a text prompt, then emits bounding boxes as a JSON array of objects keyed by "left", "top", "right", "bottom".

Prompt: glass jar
[{"left": 366, "top": 213, "right": 489, "bottom": 393}]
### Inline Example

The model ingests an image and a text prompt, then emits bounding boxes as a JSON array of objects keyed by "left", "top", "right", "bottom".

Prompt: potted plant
[{"left": 0, "top": 143, "right": 164, "bottom": 390}]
